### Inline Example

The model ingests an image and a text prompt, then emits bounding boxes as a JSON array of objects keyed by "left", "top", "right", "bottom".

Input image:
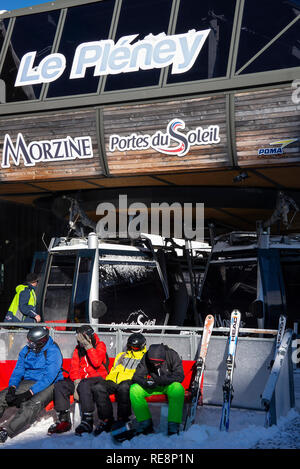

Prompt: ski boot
[
  {"left": 167, "top": 422, "right": 180, "bottom": 436},
  {"left": 75, "top": 412, "right": 93, "bottom": 436},
  {"left": 111, "top": 419, "right": 137, "bottom": 443},
  {"left": 94, "top": 418, "right": 115, "bottom": 436},
  {"left": 136, "top": 418, "right": 154, "bottom": 435},
  {"left": 48, "top": 410, "right": 72, "bottom": 435},
  {"left": 0, "top": 427, "right": 8, "bottom": 444}
]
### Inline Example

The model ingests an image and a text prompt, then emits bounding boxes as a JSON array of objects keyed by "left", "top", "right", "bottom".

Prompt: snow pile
[{"left": 0, "top": 407, "right": 299, "bottom": 450}]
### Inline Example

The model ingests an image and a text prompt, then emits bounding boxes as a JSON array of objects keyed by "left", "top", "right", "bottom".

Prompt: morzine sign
[
  {"left": 1, "top": 133, "right": 93, "bottom": 168},
  {"left": 0, "top": 108, "right": 102, "bottom": 182}
]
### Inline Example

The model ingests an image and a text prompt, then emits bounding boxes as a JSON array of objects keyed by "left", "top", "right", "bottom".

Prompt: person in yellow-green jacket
[
  {"left": 92, "top": 333, "right": 146, "bottom": 436},
  {"left": 4, "top": 273, "right": 41, "bottom": 324}
]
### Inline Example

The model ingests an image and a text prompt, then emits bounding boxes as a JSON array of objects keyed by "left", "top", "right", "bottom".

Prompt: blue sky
[{"left": 0, "top": 0, "right": 51, "bottom": 11}]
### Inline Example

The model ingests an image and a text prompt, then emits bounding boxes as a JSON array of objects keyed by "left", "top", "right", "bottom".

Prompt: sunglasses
[{"left": 149, "top": 359, "right": 165, "bottom": 367}]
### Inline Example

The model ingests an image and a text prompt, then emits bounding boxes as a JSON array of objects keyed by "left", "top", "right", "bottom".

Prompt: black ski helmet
[
  {"left": 76, "top": 325, "right": 94, "bottom": 337},
  {"left": 127, "top": 333, "right": 146, "bottom": 351},
  {"left": 27, "top": 326, "right": 49, "bottom": 352}
]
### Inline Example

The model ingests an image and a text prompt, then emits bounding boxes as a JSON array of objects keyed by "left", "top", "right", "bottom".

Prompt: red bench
[{"left": 0, "top": 358, "right": 195, "bottom": 411}]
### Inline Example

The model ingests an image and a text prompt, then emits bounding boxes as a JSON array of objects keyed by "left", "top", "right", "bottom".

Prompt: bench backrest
[{"left": 0, "top": 358, "right": 195, "bottom": 392}]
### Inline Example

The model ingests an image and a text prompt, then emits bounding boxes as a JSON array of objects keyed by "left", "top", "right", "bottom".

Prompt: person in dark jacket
[
  {"left": 0, "top": 326, "right": 64, "bottom": 444},
  {"left": 4, "top": 273, "right": 41, "bottom": 323},
  {"left": 130, "top": 343, "right": 185, "bottom": 436},
  {"left": 47, "top": 325, "right": 109, "bottom": 436}
]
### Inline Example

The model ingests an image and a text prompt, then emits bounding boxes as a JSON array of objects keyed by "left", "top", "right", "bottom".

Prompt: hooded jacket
[
  {"left": 132, "top": 344, "right": 184, "bottom": 388},
  {"left": 9, "top": 336, "right": 64, "bottom": 395},
  {"left": 69, "top": 333, "right": 109, "bottom": 381},
  {"left": 8, "top": 283, "right": 37, "bottom": 321},
  {"left": 106, "top": 347, "right": 146, "bottom": 384}
]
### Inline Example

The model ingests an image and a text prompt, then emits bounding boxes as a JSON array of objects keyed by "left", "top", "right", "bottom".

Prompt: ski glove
[
  {"left": 152, "top": 375, "right": 172, "bottom": 387},
  {"left": 73, "top": 379, "right": 81, "bottom": 401},
  {"left": 5, "top": 386, "right": 16, "bottom": 405},
  {"left": 13, "top": 390, "right": 33, "bottom": 407},
  {"left": 145, "top": 379, "right": 156, "bottom": 390},
  {"left": 77, "top": 333, "right": 93, "bottom": 350}
]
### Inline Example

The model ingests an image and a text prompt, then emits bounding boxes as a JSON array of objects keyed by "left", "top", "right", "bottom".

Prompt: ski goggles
[
  {"left": 27, "top": 335, "right": 48, "bottom": 351},
  {"left": 148, "top": 358, "right": 165, "bottom": 368}
]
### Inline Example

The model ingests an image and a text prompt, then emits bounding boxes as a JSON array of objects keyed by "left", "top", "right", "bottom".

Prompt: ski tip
[
  {"left": 232, "top": 309, "right": 241, "bottom": 317},
  {"left": 205, "top": 314, "right": 215, "bottom": 324}
]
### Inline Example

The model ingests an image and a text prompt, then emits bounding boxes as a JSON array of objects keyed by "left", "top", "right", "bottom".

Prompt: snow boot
[
  {"left": 75, "top": 412, "right": 93, "bottom": 436},
  {"left": 136, "top": 418, "right": 154, "bottom": 435},
  {"left": 0, "top": 427, "right": 8, "bottom": 444},
  {"left": 94, "top": 418, "right": 115, "bottom": 436},
  {"left": 47, "top": 410, "right": 72, "bottom": 435},
  {"left": 167, "top": 422, "right": 180, "bottom": 436}
]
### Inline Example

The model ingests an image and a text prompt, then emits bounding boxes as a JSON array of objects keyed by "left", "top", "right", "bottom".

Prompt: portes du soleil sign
[{"left": 109, "top": 118, "right": 220, "bottom": 157}]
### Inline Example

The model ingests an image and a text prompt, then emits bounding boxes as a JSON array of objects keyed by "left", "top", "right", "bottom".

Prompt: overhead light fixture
[{"left": 233, "top": 171, "right": 249, "bottom": 183}]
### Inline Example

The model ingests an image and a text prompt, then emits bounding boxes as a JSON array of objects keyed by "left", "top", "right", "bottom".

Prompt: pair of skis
[
  {"left": 219, "top": 309, "right": 241, "bottom": 432},
  {"left": 264, "top": 314, "right": 287, "bottom": 428},
  {"left": 218, "top": 311, "right": 287, "bottom": 431},
  {"left": 184, "top": 314, "right": 214, "bottom": 431}
]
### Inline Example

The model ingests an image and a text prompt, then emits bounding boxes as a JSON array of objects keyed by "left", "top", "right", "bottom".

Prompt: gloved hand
[
  {"left": 13, "top": 390, "right": 33, "bottom": 407},
  {"left": 73, "top": 379, "right": 81, "bottom": 401},
  {"left": 5, "top": 386, "right": 16, "bottom": 405},
  {"left": 77, "top": 332, "right": 93, "bottom": 350},
  {"left": 145, "top": 379, "right": 156, "bottom": 390},
  {"left": 152, "top": 375, "right": 168, "bottom": 387}
]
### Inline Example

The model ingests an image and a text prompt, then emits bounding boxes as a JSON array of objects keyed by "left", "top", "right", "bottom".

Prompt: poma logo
[
  {"left": 258, "top": 138, "right": 299, "bottom": 157},
  {"left": 109, "top": 118, "right": 220, "bottom": 157}
]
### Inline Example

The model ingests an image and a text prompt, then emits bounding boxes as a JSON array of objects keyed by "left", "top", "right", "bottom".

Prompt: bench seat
[{"left": 0, "top": 358, "right": 196, "bottom": 412}]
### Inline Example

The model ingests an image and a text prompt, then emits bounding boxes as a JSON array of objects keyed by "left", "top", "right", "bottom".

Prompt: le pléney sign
[{"left": 15, "top": 29, "right": 210, "bottom": 86}]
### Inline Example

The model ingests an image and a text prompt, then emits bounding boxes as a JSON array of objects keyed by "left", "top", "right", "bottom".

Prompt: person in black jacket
[{"left": 129, "top": 343, "right": 185, "bottom": 436}]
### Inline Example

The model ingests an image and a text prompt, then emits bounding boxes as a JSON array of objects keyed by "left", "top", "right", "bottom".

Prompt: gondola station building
[{"left": 0, "top": 0, "right": 300, "bottom": 325}]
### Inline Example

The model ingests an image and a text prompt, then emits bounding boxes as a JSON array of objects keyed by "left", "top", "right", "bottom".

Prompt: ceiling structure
[{"left": 1, "top": 165, "right": 300, "bottom": 239}]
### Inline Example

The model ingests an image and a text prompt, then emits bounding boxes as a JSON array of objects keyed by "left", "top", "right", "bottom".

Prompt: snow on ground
[
  {"left": 0, "top": 403, "right": 299, "bottom": 450},
  {"left": 1, "top": 371, "right": 300, "bottom": 450}
]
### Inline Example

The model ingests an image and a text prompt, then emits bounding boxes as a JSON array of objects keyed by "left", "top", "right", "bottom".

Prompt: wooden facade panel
[
  {"left": 34, "top": 180, "right": 99, "bottom": 191},
  {"left": 259, "top": 167, "right": 300, "bottom": 188},
  {"left": 90, "top": 176, "right": 168, "bottom": 187},
  {"left": 161, "top": 170, "right": 274, "bottom": 187},
  {"left": 235, "top": 87, "right": 300, "bottom": 167},
  {"left": 103, "top": 96, "right": 229, "bottom": 175},
  {"left": 0, "top": 109, "right": 104, "bottom": 182}
]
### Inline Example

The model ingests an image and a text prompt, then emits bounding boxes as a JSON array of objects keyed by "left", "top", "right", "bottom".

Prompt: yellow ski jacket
[{"left": 106, "top": 347, "right": 146, "bottom": 384}]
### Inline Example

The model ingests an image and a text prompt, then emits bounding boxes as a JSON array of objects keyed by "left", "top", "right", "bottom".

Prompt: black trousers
[
  {"left": 53, "top": 377, "right": 105, "bottom": 414},
  {"left": 92, "top": 379, "right": 132, "bottom": 421},
  {"left": 0, "top": 380, "right": 54, "bottom": 438}
]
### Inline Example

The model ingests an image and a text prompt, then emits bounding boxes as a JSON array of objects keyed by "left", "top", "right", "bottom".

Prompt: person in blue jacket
[{"left": 0, "top": 326, "right": 64, "bottom": 443}]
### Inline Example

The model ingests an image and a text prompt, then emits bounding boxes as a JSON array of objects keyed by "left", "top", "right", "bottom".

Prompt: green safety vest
[{"left": 8, "top": 284, "right": 36, "bottom": 321}]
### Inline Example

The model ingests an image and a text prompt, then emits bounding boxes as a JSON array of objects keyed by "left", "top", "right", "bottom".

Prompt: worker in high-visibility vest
[{"left": 4, "top": 273, "right": 41, "bottom": 323}]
